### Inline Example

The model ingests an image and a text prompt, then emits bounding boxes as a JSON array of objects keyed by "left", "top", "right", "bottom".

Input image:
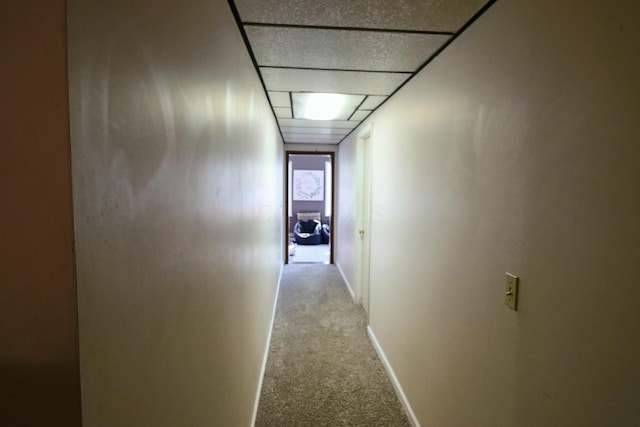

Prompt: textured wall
[
  {"left": 339, "top": 0, "right": 640, "bottom": 425},
  {"left": 0, "top": 1, "right": 82, "bottom": 425},
  {"left": 67, "top": 0, "right": 283, "bottom": 425}
]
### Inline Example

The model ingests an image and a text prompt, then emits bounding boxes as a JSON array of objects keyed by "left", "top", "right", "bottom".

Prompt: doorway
[{"left": 285, "top": 152, "right": 334, "bottom": 264}]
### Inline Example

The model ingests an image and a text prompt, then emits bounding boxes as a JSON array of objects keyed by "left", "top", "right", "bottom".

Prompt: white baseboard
[
  {"left": 251, "top": 262, "right": 284, "bottom": 427},
  {"left": 368, "top": 326, "right": 421, "bottom": 427},
  {"left": 336, "top": 262, "right": 355, "bottom": 303}
]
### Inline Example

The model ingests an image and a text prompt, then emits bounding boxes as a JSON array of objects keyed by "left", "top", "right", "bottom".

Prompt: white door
[{"left": 357, "top": 133, "right": 372, "bottom": 319}]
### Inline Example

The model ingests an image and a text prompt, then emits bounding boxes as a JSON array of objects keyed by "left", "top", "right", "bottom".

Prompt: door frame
[{"left": 284, "top": 150, "right": 335, "bottom": 264}]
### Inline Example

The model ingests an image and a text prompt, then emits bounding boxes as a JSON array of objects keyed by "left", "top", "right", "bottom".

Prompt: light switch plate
[{"left": 505, "top": 273, "right": 519, "bottom": 311}]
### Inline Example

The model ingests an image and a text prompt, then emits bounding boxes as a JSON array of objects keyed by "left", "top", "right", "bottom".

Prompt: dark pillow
[{"left": 300, "top": 219, "right": 318, "bottom": 233}]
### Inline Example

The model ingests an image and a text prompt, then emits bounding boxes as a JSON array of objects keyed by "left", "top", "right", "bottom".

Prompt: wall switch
[{"left": 505, "top": 273, "right": 519, "bottom": 311}]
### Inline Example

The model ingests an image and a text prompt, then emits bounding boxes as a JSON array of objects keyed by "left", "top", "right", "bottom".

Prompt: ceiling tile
[
  {"left": 278, "top": 118, "right": 358, "bottom": 129},
  {"left": 261, "top": 68, "right": 410, "bottom": 96},
  {"left": 350, "top": 110, "right": 372, "bottom": 121},
  {"left": 286, "top": 140, "right": 341, "bottom": 145},
  {"left": 360, "top": 95, "right": 387, "bottom": 110},
  {"left": 235, "top": 0, "right": 490, "bottom": 33},
  {"left": 246, "top": 26, "right": 450, "bottom": 72},
  {"left": 283, "top": 133, "right": 344, "bottom": 141},
  {"left": 274, "top": 107, "right": 292, "bottom": 118},
  {"left": 268, "top": 91, "right": 290, "bottom": 107},
  {"left": 283, "top": 133, "right": 344, "bottom": 144},
  {"left": 280, "top": 126, "right": 351, "bottom": 136}
]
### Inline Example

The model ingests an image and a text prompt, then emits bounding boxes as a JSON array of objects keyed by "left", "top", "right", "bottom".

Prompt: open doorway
[{"left": 285, "top": 152, "right": 334, "bottom": 264}]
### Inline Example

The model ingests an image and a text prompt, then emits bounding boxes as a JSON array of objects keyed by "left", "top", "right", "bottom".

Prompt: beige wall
[
  {"left": 338, "top": 0, "right": 640, "bottom": 425},
  {"left": 335, "top": 134, "right": 358, "bottom": 297},
  {"left": 0, "top": 1, "right": 82, "bottom": 425},
  {"left": 67, "top": 0, "right": 283, "bottom": 425}
]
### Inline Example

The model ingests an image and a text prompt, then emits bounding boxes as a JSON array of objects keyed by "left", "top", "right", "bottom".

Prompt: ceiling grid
[{"left": 229, "top": 0, "right": 496, "bottom": 144}]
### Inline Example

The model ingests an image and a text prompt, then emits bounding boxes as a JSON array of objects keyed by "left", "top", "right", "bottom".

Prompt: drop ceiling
[{"left": 229, "top": 0, "right": 495, "bottom": 145}]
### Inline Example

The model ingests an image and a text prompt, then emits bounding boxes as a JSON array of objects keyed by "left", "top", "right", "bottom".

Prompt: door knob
[{"left": 358, "top": 229, "right": 365, "bottom": 235}]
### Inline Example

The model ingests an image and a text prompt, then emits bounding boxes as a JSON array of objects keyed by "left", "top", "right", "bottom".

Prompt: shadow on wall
[{"left": 1, "top": 363, "right": 82, "bottom": 426}]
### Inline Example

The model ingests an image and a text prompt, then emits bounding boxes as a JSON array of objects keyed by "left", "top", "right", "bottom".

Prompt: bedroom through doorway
[{"left": 286, "top": 152, "right": 334, "bottom": 264}]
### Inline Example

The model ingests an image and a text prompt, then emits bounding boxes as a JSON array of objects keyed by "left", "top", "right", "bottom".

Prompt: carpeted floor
[
  {"left": 290, "top": 243, "right": 331, "bottom": 264},
  {"left": 255, "top": 264, "right": 411, "bottom": 427}
]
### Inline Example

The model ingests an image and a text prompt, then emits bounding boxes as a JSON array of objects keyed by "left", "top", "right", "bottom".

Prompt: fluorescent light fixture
[{"left": 292, "top": 92, "right": 365, "bottom": 121}]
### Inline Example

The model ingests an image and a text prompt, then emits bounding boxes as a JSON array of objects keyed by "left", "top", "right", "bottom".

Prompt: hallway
[
  {"left": 256, "top": 264, "right": 410, "bottom": 426},
  {"left": 5, "top": 0, "right": 640, "bottom": 426}
]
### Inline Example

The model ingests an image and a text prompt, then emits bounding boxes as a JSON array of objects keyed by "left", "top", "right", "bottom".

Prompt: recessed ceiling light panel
[{"left": 292, "top": 92, "right": 365, "bottom": 121}]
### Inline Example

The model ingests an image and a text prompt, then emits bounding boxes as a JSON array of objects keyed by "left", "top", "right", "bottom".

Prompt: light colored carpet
[
  {"left": 255, "top": 264, "right": 411, "bottom": 427},
  {"left": 290, "top": 243, "right": 331, "bottom": 263}
]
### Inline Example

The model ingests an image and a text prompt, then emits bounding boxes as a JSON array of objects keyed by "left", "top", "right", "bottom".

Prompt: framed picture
[{"left": 293, "top": 170, "right": 324, "bottom": 201}]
